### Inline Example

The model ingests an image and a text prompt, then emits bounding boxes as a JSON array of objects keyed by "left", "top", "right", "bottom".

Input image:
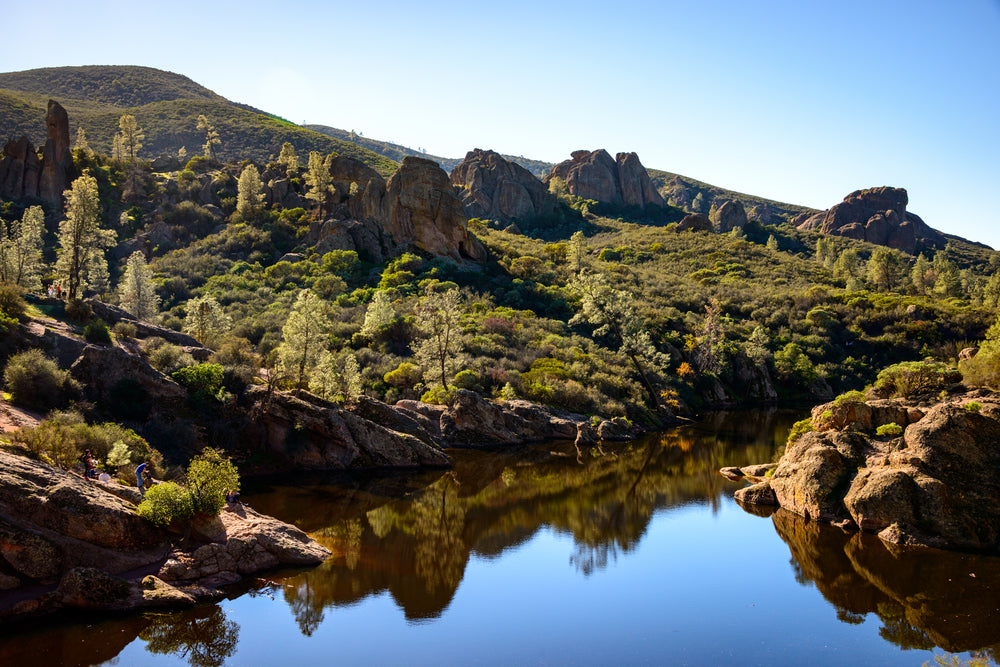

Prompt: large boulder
[
  {"left": 543, "top": 149, "right": 664, "bottom": 210},
  {"left": 676, "top": 213, "right": 712, "bottom": 232},
  {"left": 308, "top": 217, "right": 397, "bottom": 263},
  {"left": 734, "top": 392, "right": 1000, "bottom": 553},
  {"left": 383, "top": 156, "right": 485, "bottom": 261},
  {"left": 795, "top": 187, "right": 944, "bottom": 254},
  {"left": 450, "top": 148, "right": 555, "bottom": 222},
  {"left": 710, "top": 200, "right": 747, "bottom": 233}
]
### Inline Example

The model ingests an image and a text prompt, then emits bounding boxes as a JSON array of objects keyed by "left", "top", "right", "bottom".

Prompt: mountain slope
[
  {"left": 0, "top": 66, "right": 398, "bottom": 177},
  {"left": 306, "top": 124, "right": 554, "bottom": 178}
]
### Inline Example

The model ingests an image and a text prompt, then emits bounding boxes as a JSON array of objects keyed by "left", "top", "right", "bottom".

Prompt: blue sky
[{"left": 4, "top": 0, "right": 999, "bottom": 247}]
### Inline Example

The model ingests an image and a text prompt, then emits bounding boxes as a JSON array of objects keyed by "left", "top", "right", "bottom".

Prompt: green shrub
[
  {"left": 420, "top": 386, "right": 455, "bottom": 405},
  {"left": 83, "top": 319, "right": 112, "bottom": 344},
  {"left": 137, "top": 482, "right": 195, "bottom": 527},
  {"left": 0, "top": 283, "right": 27, "bottom": 321},
  {"left": 3, "top": 349, "right": 79, "bottom": 411},
  {"left": 172, "top": 363, "right": 224, "bottom": 398},
  {"left": 787, "top": 417, "right": 814, "bottom": 445},
  {"left": 833, "top": 390, "right": 867, "bottom": 406},
  {"left": 453, "top": 370, "right": 482, "bottom": 393},
  {"left": 186, "top": 447, "right": 240, "bottom": 515},
  {"left": 964, "top": 402, "right": 982, "bottom": 413},
  {"left": 875, "top": 422, "right": 903, "bottom": 437},
  {"left": 112, "top": 321, "right": 138, "bottom": 338},
  {"left": 874, "top": 361, "right": 959, "bottom": 398},
  {"left": 65, "top": 298, "right": 92, "bottom": 322}
]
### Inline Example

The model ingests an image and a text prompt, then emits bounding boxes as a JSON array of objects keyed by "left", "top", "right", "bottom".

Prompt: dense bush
[
  {"left": 84, "top": 318, "right": 112, "bottom": 344},
  {"left": 11, "top": 412, "right": 159, "bottom": 472},
  {"left": 0, "top": 283, "right": 27, "bottom": 321},
  {"left": 186, "top": 447, "right": 240, "bottom": 515},
  {"left": 872, "top": 360, "right": 960, "bottom": 398},
  {"left": 65, "top": 298, "right": 93, "bottom": 322},
  {"left": 172, "top": 363, "right": 225, "bottom": 398},
  {"left": 3, "top": 349, "right": 79, "bottom": 411},
  {"left": 137, "top": 482, "right": 195, "bottom": 527}
]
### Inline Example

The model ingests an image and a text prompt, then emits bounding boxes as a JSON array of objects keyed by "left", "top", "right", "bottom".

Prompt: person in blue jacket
[{"left": 135, "top": 461, "right": 150, "bottom": 494}]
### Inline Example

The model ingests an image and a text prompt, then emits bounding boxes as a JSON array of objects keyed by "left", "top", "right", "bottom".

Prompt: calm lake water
[{"left": 2, "top": 409, "right": 999, "bottom": 666}]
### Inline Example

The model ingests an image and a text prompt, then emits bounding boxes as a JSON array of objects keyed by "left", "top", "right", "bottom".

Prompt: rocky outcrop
[
  {"left": 676, "top": 213, "right": 712, "bottom": 232},
  {"left": 795, "top": 187, "right": 944, "bottom": 254},
  {"left": 38, "top": 100, "right": 73, "bottom": 204},
  {"left": 244, "top": 387, "right": 450, "bottom": 470},
  {"left": 84, "top": 298, "right": 204, "bottom": 349},
  {"left": 0, "top": 100, "right": 74, "bottom": 205},
  {"left": 731, "top": 392, "right": 1000, "bottom": 553},
  {"left": 710, "top": 200, "right": 747, "bottom": 233},
  {"left": 307, "top": 156, "right": 484, "bottom": 261},
  {"left": 543, "top": 150, "right": 665, "bottom": 210},
  {"left": 0, "top": 449, "right": 330, "bottom": 621},
  {"left": 450, "top": 148, "right": 555, "bottom": 222},
  {"left": 383, "top": 156, "right": 485, "bottom": 261}
]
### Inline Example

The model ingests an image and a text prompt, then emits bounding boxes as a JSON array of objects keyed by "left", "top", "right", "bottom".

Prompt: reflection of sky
[{"left": 112, "top": 498, "right": 946, "bottom": 667}]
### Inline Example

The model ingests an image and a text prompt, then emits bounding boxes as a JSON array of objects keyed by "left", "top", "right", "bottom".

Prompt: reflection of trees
[
  {"left": 772, "top": 508, "right": 1000, "bottom": 654},
  {"left": 268, "top": 410, "right": 803, "bottom": 625},
  {"left": 140, "top": 606, "right": 239, "bottom": 667}
]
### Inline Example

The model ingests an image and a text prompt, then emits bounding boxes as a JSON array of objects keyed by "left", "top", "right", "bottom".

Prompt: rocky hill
[
  {"left": 450, "top": 148, "right": 556, "bottom": 223},
  {"left": 794, "top": 186, "right": 945, "bottom": 254},
  {"left": 305, "top": 125, "right": 554, "bottom": 178},
  {"left": 0, "top": 66, "right": 397, "bottom": 175},
  {"left": 543, "top": 149, "right": 666, "bottom": 210}
]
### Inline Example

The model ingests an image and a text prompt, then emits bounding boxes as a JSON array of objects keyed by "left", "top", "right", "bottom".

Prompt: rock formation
[
  {"left": 731, "top": 391, "right": 1000, "bottom": 553},
  {"left": 0, "top": 449, "right": 330, "bottom": 621},
  {"left": 676, "top": 212, "right": 712, "bottom": 232},
  {"left": 543, "top": 149, "right": 665, "bottom": 210},
  {"left": 383, "top": 156, "right": 485, "bottom": 261},
  {"left": 0, "top": 100, "right": 74, "bottom": 205},
  {"left": 450, "top": 148, "right": 555, "bottom": 222},
  {"left": 710, "top": 199, "right": 747, "bottom": 233},
  {"left": 308, "top": 155, "right": 485, "bottom": 262},
  {"left": 795, "top": 187, "right": 944, "bottom": 254}
]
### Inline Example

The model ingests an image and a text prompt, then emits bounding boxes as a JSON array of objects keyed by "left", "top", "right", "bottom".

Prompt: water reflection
[
  {"left": 770, "top": 508, "right": 1000, "bottom": 657},
  {"left": 254, "top": 409, "right": 794, "bottom": 625}
]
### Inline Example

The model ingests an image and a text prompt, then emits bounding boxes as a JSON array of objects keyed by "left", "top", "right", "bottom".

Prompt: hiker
[
  {"left": 55, "top": 283, "right": 62, "bottom": 298},
  {"left": 135, "top": 461, "right": 150, "bottom": 494},
  {"left": 81, "top": 449, "right": 98, "bottom": 480},
  {"left": 225, "top": 488, "right": 242, "bottom": 506}
]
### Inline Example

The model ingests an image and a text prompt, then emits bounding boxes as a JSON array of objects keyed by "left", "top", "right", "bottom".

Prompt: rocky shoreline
[
  {"left": 0, "top": 450, "right": 330, "bottom": 622},
  {"left": 726, "top": 389, "right": 1000, "bottom": 553}
]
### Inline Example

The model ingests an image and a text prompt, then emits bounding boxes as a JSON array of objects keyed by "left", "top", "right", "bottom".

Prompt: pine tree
[
  {"left": 117, "top": 114, "right": 143, "bottom": 163},
  {"left": 73, "top": 127, "right": 91, "bottom": 155},
  {"left": 304, "top": 151, "right": 332, "bottom": 217},
  {"left": 56, "top": 173, "right": 116, "bottom": 300},
  {"left": 183, "top": 295, "right": 231, "bottom": 346},
  {"left": 236, "top": 165, "right": 265, "bottom": 216},
  {"left": 118, "top": 251, "right": 160, "bottom": 321},
  {"left": 0, "top": 205, "right": 45, "bottom": 289},
  {"left": 360, "top": 291, "right": 395, "bottom": 337},
  {"left": 277, "top": 290, "right": 332, "bottom": 389},
  {"left": 277, "top": 143, "right": 298, "bottom": 173},
  {"left": 569, "top": 230, "right": 587, "bottom": 274},
  {"left": 197, "top": 115, "right": 220, "bottom": 160},
  {"left": 411, "top": 288, "right": 464, "bottom": 389},
  {"left": 570, "top": 272, "right": 669, "bottom": 408}
]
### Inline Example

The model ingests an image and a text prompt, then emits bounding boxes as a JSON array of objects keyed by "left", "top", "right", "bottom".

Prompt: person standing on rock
[{"left": 135, "top": 461, "right": 150, "bottom": 494}]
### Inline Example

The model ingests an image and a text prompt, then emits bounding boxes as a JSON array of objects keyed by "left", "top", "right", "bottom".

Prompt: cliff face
[
  {"left": 450, "top": 148, "right": 555, "bottom": 222},
  {"left": 309, "top": 155, "right": 485, "bottom": 261},
  {"left": 794, "top": 187, "right": 944, "bottom": 254},
  {"left": 0, "top": 99, "right": 73, "bottom": 206},
  {"left": 543, "top": 149, "right": 665, "bottom": 209}
]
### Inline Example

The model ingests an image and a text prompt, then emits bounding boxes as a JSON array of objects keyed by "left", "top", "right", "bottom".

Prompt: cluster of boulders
[
  {"left": 542, "top": 149, "right": 665, "bottom": 210},
  {"left": 0, "top": 449, "right": 330, "bottom": 621},
  {"left": 794, "top": 187, "right": 944, "bottom": 254},
  {"left": 726, "top": 390, "right": 1000, "bottom": 553},
  {"left": 450, "top": 148, "right": 555, "bottom": 223},
  {"left": 0, "top": 99, "right": 73, "bottom": 204}
]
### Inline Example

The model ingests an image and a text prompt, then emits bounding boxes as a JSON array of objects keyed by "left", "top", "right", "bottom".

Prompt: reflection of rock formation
[
  {"left": 772, "top": 509, "right": 1000, "bottom": 652},
  {"left": 265, "top": 411, "right": 799, "bottom": 625}
]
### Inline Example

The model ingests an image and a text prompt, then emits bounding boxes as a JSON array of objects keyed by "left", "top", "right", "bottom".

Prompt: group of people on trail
[
  {"left": 46, "top": 283, "right": 64, "bottom": 299},
  {"left": 78, "top": 450, "right": 150, "bottom": 491}
]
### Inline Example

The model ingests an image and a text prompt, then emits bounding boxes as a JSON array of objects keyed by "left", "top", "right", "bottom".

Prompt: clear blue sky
[{"left": 4, "top": 0, "right": 999, "bottom": 247}]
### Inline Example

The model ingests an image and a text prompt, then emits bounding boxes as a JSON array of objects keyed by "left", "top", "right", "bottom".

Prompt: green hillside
[
  {"left": 649, "top": 168, "right": 815, "bottom": 222},
  {"left": 307, "top": 124, "right": 554, "bottom": 178},
  {"left": 0, "top": 66, "right": 397, "bottom": 177}
]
